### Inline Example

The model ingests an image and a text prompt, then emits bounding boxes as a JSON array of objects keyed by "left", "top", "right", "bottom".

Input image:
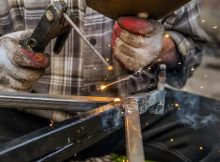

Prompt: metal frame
[
  {"left": 0, "top": 90, "right": 165, "bottom": 162},
  {"left": 0, "top": 1, "right": 174, "bottom": 160}
]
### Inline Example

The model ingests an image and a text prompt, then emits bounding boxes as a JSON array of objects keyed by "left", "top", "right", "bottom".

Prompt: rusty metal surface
[
  {"left": 86, "top": 0, "right": 190, "bottom": 20},
  {"left": 0, "top": 91, "right": 114, "bottom": 112},
  {"left": 123, "top": 98, "right": 145, "bottom": 162}
]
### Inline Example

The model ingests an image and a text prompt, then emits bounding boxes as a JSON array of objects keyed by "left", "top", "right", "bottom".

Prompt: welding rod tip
[{"left": 113, "top": 98, "right": 121, "bottom": 102}]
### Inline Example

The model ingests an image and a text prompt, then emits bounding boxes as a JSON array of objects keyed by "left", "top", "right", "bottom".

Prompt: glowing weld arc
[
  {"left": 99, "top": 69, "right": 154, "bottom": 91},
  {"left": 100, "top": 75, "right": 132, "bottom": 91}
]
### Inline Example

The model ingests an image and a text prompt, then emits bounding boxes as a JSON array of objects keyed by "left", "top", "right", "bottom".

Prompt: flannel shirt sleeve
[
  {"left": 162, "top": 0, "right": 210, "bottom": 88},
  {"left": 0, "top": 0, "right": 25, "bottom": 36}
]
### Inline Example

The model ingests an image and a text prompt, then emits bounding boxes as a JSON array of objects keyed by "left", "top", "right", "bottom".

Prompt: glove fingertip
[
  {"left": 118, "top": 16, "right": 154, "bottom": 36},
  {"left": 33, "top": 53, "right": 50, "bottom": 67},
  {"left": 16, "top": 48, "right": 49, "bottom": 69}
]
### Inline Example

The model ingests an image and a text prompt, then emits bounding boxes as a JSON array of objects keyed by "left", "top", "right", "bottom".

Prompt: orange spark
[
  {"left": 164, "top": 33, "right": 170, "bottom": 39},
  {"left": 107, "top": 66, "right": 114, "bottom": 71},
  {"left": 199, "top": 146, "right": 204, "bottom": 151},
  {"left": 174, "top": 103, "right": 180, "bottom": 107}
]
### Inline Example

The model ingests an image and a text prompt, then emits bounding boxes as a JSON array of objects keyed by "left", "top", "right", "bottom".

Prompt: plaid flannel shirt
[{"left": 0, "top": 0, "right": 213, "bottom": 96}]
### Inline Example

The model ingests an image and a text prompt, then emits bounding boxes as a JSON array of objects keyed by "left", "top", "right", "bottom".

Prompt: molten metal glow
[
  {"left": 100, "top": 85, "right": 107, "bottom": 90},
  {"left": 114, "top": 98, "right": 121, "bottom": 102}
]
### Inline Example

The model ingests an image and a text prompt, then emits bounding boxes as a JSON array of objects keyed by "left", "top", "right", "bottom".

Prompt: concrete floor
[{"left": 183, "top": 53, "right": 220, "bottom": 101}]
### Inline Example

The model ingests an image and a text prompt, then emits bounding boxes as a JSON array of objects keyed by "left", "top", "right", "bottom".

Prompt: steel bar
[
  {"left": 123, "top": 98, "right": 145, "bottom": 162},
  {"left": 0, "top": 91, "right": 114, "bottom": 112},
  {"left": 0, "top": 90, "right": 165, "bottom": 162},
  {"left": 36, "top": 129, "right": 116, "bottom": 162},
  {"left": 130, "top": 90, "right": 166, "bottom": 114},
  {"left": 0, "top": 103, "right": 122, "bottom": 162}
]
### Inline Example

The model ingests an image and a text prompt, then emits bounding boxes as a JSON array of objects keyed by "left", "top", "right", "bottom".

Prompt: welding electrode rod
[{"left": 63, "top": 13, "right": 112, "bottom": 69}]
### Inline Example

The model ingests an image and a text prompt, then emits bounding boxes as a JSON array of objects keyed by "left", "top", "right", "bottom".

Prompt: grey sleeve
[
  {"left": 165, "top": 31, "right": 203, "bottom": 88},
  {"left": 162, "top": 0, "right": 210, "bottom": 88},
  {"left": 0, "top": 0, "right": 25, "bottom": 35}
]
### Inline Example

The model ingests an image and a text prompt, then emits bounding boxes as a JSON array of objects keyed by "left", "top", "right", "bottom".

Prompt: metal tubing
[
  {"left": 0, "top": 90, "right": 165, "bottom": 162},
  {"left": 0, "top": 103, "right": 122, "bottom": 162},
  {"left": 0, "top": 91, "right": 114, "bottom": 112},
  {"left": 123, "top": 98, "right": 145, "bottom": 162}
]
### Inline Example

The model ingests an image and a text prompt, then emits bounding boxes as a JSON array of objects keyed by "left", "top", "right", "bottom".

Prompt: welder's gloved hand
[
  {"left": 112, "top": 17, "right": 164, "bottom": 71},
  {"left": 0, "top": 30, "right": 49, "bottom": 92}
]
